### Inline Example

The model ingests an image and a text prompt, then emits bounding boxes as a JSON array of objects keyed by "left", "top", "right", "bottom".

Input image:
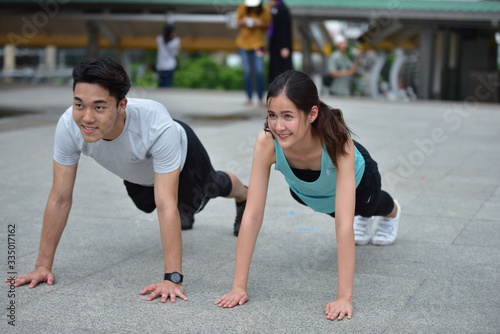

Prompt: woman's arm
[
  {"left": 325, "top": 138, "right": 356, "bottom": 320},
  {"left": 215, "top": 131, "right": 275, "bottom": 307}
]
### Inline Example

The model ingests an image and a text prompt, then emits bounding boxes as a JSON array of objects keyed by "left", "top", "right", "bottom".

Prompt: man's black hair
[{"left": 72, "top": 56, "right": 131, "bottom": 104}]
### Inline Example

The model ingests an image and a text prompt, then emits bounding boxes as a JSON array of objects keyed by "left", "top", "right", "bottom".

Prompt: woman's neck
[{"left": 283, "top": 134, "right": 323, "bottom": 170}]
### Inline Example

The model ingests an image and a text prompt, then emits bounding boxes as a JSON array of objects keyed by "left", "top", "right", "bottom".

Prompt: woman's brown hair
[{"left": 264, "top": 70, "right": 352, "bottom": 168}]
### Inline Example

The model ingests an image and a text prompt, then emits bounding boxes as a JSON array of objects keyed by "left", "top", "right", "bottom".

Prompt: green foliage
[
  {"left": 132, "top": 52, "right": 245, "bottom": 90},
  {"left": 134, "top": 71, "right": 158, "bottom": 88},
  {"left": 130, "top": 61, "right": 157, "bottom": 88},
  {"left": 173, "top": 53, "right": 244, "bottom": 90}
]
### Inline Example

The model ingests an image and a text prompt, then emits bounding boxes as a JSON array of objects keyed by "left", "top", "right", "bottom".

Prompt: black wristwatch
[{"left": 164, "top": 272, "right": 183, "bottom": 283}]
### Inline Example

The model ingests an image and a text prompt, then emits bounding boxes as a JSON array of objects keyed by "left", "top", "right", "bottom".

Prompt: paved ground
[{"left": 1, "top": 83, "right": 499, "bottom": 333}]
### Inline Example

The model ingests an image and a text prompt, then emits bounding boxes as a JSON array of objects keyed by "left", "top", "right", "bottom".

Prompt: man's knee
[{"left": 205, "top": 171, "right": 232, "bottom": 199}]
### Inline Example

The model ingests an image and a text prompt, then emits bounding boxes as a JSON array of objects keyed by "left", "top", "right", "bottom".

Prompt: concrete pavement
[{"left": 1, "top": 83, "right": 499, "bottom": 333}]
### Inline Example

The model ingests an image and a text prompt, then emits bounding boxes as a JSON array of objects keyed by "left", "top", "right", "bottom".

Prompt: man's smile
[{"left": 82, "top": 125, "right": 98, "bottom": 134}]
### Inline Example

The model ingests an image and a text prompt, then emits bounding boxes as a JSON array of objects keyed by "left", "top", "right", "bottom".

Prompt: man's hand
[
  {"left": 140, "top": 281, "right": 188, "bottom": 303},
  {"left": 6, "top": 266, "right": 55, "bottom": 288},
  {"left": 324, "top": 298, "right": 353, "bottom": 321},
  {"left": 214, "top": 287, "right": 249, "bottom": 308}
]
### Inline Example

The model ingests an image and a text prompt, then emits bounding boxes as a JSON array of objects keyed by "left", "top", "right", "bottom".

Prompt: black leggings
[
  {"left": 290, "top": 141, "right": 394, "bottom": 218},
  {"left": 124, "top": 120, "right": 232, "bottom": 217}
]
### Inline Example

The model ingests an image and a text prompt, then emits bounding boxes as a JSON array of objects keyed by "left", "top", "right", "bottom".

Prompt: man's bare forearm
[{"left": 35, "top": 195, "right": 72, "bottom": 270}]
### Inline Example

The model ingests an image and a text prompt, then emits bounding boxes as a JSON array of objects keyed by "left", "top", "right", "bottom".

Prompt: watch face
[{"left": 170, "top": 273, "right": 181, "bottom": 283}]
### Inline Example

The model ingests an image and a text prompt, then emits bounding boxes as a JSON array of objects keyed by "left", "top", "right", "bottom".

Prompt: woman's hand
[
  {"left": 324, "top": 298, "right": 353, "bottom": 320},
  {"left": 214, "top": 287, "right": 249, "bottom": 308}
]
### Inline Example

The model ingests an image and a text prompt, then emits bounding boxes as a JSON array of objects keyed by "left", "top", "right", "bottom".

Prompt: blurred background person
[
  {"left": 236, "top": 0, "right": 271, "bottom": 106},
  {"left": 267, "top": 0, "right": 293, "bottom": 85},
  {"left": 324, "top": 34, "right": 363, "bottom": 97},
  {"left": 156, "top": 23, "right": 181, "bottom": 88}
]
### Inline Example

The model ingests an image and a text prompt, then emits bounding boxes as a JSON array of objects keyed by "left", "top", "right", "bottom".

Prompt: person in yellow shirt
[{"left": 236, "top": 0, "right": 271, "bottom": 107}]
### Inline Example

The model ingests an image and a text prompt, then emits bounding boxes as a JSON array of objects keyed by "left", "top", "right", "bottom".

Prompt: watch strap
[{"left": 164, "top": 272, "right": 183, "bottom": 283}]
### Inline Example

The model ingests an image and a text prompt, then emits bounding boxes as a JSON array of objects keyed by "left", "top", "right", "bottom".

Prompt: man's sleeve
[
  {"left": 150, "top": 123, "right": 182, "bottom": 174},
  {"left": 327, "top": 54, "right": 337, "bottom": 73},
  {"left": 53, "top": 115, "right": 81, "bottom": 166}
]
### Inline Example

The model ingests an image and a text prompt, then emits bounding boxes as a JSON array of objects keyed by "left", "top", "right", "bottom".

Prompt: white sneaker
[
  {"left": 353, "top": 216, "right": 374, "bottom": 245},
  {"left": 372, "top": 200, "right": 400, "bottom": 246}
]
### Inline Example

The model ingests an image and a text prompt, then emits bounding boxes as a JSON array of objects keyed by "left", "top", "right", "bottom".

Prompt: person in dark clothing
[{"left": 267, "top": 0, "right": 293, "bottom": 85}]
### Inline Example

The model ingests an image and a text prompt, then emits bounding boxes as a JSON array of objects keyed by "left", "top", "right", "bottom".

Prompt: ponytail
[{"left": 312, "top": 101, "right": 352, "bottom": 168}]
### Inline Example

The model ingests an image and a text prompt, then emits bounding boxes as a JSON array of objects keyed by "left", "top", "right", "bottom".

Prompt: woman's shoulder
[
  {"left": 170, "top": 36, "right": 181, "bottom": 45},
  {"left": 254, "top": 131, "right": 276, "bottom": 162},
  {"left": 256, "top": 130, "right": 274, "bottom": 146},
  {"left": 261, "top": 5, "right": 272, "bottom": 18},
  {"left": 236, "top": 3, "right": 245, "bottom": 13}
]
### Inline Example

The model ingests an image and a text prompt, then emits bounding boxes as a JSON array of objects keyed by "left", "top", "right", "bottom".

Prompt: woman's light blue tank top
[{"left": 274, "top": 140, "right": 365, "bottom": 214}]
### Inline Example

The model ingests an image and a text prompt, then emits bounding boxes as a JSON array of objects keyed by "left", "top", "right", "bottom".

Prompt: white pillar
[
  {"left": 389, "top": 48, "right": 405, "bottom": 100},
  {"left": 45, "top": 45, "right": 57, "bottom": 70},
  {"left": 3, "top": 44, "right": 16, "bottom": 83}
]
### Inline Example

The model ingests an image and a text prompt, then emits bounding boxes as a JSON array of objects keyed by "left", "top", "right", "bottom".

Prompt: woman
[
  {"left": 267, "top": 0, "right": 293, "bottom": 85},
  {"left": 215, "top": 70, "right": 401, "bottom": 320},
  {"left": 235, "top": 0, "right": 271, "bottom": 106},
  {"left": 156, "top": 23, "right": 180, "bottom": 87}
]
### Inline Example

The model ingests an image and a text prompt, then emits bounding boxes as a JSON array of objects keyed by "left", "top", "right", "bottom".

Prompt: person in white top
[
  {"left": 156, "top": 23, "right": 181, "bottom": 87},
  {"left": 10, "top": 57, "right": 248, "bottom": 304}
]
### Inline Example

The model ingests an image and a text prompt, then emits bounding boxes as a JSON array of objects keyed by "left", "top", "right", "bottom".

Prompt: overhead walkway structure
[{"left": 1, "top": 0, "right": 500, "bottom": 101}]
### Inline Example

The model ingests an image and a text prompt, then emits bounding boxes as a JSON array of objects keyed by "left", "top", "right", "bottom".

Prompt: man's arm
[
  {"left": 155, "top": 169, "right": 182, "bottom": 274},
  {"left": 11, "top": 161, "right": 77, "bottom": 288},
  {"left": 139, "top": 168, "right": 188, "bottom": 303},
  {"left": 326, "top": 52, "right": 358, "bottom": 78}
]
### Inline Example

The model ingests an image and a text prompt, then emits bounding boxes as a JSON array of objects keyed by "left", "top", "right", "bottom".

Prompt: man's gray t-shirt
[
  {"left": 54, "top": 98, "right": 187, "bottom": 186},
  {"left": 327, "top": 50, "right": 354, "bottom": 97}
]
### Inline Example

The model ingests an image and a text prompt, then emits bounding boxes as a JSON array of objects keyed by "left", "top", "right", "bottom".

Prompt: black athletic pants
[{"left": 124, "top": 120, "right": 232, "bottom": 217}]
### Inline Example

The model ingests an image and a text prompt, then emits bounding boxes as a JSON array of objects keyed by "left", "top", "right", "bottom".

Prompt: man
[
  {"left": 324, "top": 34, "right": 363, "bottom": 97},
  {"left": 10, "top": 57, "right": 248, "bottom": 303}
]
